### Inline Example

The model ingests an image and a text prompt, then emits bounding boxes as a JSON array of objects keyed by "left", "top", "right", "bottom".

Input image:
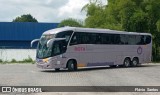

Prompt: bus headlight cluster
[{"left": 43, "top": 58, "right": 49, "bottom": 63}]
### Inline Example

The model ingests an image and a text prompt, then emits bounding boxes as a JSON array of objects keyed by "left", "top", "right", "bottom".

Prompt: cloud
[
  {"left": 0, "top": 0, "right": 107, "bottom": 23},
  {"left": 57, "top": 0, "right": 88, "bottom": 21}
]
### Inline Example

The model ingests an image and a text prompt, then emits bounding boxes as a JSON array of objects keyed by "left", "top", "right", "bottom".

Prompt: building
[
  {"left": 0, "top": 22, "right": 59, "bottom": 61},
  {"left": 0, "top": 22, "right": 59, "bottom": 49}
]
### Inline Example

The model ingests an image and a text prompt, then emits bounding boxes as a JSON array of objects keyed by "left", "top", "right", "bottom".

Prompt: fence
[{"left": 0, "top": 48, "right": 36, "bottom": 62}]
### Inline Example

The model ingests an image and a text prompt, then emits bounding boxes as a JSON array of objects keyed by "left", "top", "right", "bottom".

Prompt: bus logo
[
  {"left": 137, "top": 47, "right": 142, "bottom": 55},
  {"left": 74, "top": 47, "right": 86, "bottom": 52}
]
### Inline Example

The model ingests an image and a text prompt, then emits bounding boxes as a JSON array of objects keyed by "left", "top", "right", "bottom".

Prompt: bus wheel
[
  {"left": 131, "top": 58, "right": 139, "bottom": 67},
  {"left": 55, "top": 68, "right": 60, "bottom": 72},
  {"left": 123, "top": 58, "right": 131, "bottom": 67},
  {"left": 67, "top": 60, "right": 77, "bottom": 71}
]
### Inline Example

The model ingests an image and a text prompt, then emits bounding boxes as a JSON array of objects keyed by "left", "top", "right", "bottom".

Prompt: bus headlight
[{"left": 43, "top": 58, "right": 49, "bottom": 63}]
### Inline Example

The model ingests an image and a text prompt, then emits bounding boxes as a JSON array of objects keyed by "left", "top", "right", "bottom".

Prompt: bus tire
[
  {"left": 67, "top": 60, "right": 77, "bottom": 71},
  {"left": 55, "top": 68, "right": 60, "bottom": 72},
  {"left": 123, "top": 58, "right": 131, "bottom": 67},
  {"left": 131, "top": 58, "right": 139, "bottom": 67}
]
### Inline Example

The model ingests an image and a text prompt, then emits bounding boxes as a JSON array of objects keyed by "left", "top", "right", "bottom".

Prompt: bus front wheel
[
  {"left": 123, "top": 58, "right": 131, "bottom": 67},
  {"left": 67, "top": 60, "right": 77, "bottom": 71}
]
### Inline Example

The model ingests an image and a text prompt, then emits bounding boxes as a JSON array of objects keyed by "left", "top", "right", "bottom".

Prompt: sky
[{"left": 0, "top": 0, "right": 107, "bottom": 23}]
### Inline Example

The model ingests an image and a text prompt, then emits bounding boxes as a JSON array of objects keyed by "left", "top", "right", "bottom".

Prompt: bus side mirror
[
  {"left": 47, "top": 38, "right": 66, "bottom": 47},
  {"left": 31, "top": 39, "right": 39, "bottom": 47},
  {"left": 47, "top": 39, "right": 54, "bottom": 48}
]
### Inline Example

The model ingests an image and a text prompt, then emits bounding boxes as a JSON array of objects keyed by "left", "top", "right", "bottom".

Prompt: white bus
[{"left": 31, "top": 27, "right": 152, "bottom": 71}]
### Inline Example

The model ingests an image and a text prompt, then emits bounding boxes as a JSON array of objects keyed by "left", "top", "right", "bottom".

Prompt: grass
[
  {"left": 11, "top": 59, "right": 17, "bottom": 63},
  {"left": 0, "top": 56, "right": 35, "bottom": 64}
]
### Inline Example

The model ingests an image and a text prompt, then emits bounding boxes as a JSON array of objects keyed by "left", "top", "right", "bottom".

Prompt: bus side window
[
  {"left": 101, "top": 34, "right": 108, "bottom": 44},
  {"left": 114, "top": 34, "right": 121, "bottom": 44},
  {"left": 128, "top": 35, "right": 136, "bottom": 45},
  {"left": 52, "top": 40, "right": 67, "bottom": 56},
  {"left": 60, "top": 40, "right": 67, "bottom": 53},
  {"left": 136, "top": 35, "right": 145, "bottom": 45},
  {"left": 70, "top": 33, "right": 77, "bottom": 45},
  {"left": 109, "top": 34, "right": 114, "bottom": 44},
  {"left": 135, "top": 35, "right": 141, "bottom": 45},
  {"left": 52, "top": 42, "right": 61, "bottom": 55},
  {"left": 56, "top": 31, "right": 73, "bottom": 43},
  {"left": 110, "top": 34, "right": 120, "bottom": 44},
  {"left": 96, "top": 33, "right": 101, "bottom": 44},
  {"left": 89, "top": 33, "right": 98, "bottom": 44},
  {"left": 140, "top": 36, "right": 145, "bottom": 45},
  {"left": 145, "top": 35, "right": 151, "bottom": 44},
  {"left": 120, "top": 34, "right": 127, "bottom": 44},
  {"left": 83, "top": 33, "right": 90, "bottom": 44}
]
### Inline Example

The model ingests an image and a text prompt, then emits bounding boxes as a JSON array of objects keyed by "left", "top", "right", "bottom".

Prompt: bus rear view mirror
[
  {"left": 47, "top": 38, "right": 66, "bottom": 48},
  {"left": 31, "top": 39, "right": 39, "bottom": 47},
  {"left": 47, "top": 39, "right": 54, "bottom": 48},
  {"left": 54, "top": 38, "right": 66, "bottom": 41}
]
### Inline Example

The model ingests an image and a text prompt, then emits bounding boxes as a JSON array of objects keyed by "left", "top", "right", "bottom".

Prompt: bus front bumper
[
  {"left": 36, "top": 62, "right": 54, "bottom": 69},
  {"left": 36, "top": 58, "right": 65, "bottom": 69},
  {"left": 36, "top": 62, "right": 65, "bottom": 69}
]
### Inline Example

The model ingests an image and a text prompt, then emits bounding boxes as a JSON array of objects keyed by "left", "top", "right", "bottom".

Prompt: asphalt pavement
[{"left": 0, "top": 63, "right": 160, "bottom": 95}]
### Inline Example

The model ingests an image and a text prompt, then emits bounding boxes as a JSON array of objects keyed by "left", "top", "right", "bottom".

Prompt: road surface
[{"left": 0, "top": 63, "right": 159, "bottom": 95}]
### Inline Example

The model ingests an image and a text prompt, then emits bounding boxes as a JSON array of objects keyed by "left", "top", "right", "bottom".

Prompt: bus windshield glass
[
  {"left": 37, "top": 34, "right": 55, "bottom": 59},
  {"left": 37, "top": 31, "right": 73, "bottom": 59}
]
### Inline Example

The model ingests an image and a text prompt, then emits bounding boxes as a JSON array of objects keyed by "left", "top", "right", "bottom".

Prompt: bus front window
[
  {"left": 37, "top": 35, "right": 54, "bottom": 59},
  {"left": 37, "top": 31, "right": 72, "bottom": 59},
  {"left": 37, "top": 39, "right": 67, "bottom": 59}
]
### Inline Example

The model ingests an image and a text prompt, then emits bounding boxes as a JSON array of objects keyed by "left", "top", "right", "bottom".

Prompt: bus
[{"left": 31, "top": 27, "right": 152, "bottom": 71}]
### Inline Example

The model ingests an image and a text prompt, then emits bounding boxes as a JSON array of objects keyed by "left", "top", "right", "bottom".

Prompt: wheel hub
[
  {"left": 133, "top": 60, "right": 137, "bottom": 66},
  {"left": 125, "top": 60, "right": 129, "bottom": 66}
]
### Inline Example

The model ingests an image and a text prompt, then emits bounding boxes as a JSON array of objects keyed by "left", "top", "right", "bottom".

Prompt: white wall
[{"left": 0, "top": 49, "right": 36, "bottom": 61}]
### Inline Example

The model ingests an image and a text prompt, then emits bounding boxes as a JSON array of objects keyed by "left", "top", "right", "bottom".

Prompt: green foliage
[
  {"left": 83, "top": 0, "right": 160, "bottom": 61},
  {"left": 157, "top": 20, "right": 160, "bottom": 32},
  {"left": 0, "top": 59, "right": 3, "bottom": 63},
  {"left": 13, "top": 14, "right": 38, "bottom": 22},
  {"left": 0, "top": 56, "right": 34, "bottom": 64},
  {"left": 58, "top": 18, "right": 83, "bottom": 27},
  {"left": 11, "top": 59, "right": 16, "bottom": 63},
  {"left": 22, "top": 56, "right": 33, "bottom": 63},
  {"left": 82, "top": 0, "right": 107, "bottom": 28}
]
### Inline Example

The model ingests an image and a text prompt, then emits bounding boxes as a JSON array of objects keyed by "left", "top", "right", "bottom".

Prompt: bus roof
[{"left": 43, "top": 27, "right": 151, "bottom": 36}]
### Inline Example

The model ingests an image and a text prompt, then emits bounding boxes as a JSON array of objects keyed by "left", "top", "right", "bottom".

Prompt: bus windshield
[
  {"left": 37, "top": 31, "right": 73, "bottom": 59},
  {"left": 37, "top": 35, "right": 55, "bottom": 59}
]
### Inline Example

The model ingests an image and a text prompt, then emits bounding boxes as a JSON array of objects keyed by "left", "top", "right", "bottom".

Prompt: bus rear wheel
[
  {"left": 131, "top": 58, "right": 139, "bottom": 67},
  {"left": 123, "top": 58, "right": 131, "bottom": 67},
  {"left": 67, "top": 60, "right": 77, "bottom": 71}
]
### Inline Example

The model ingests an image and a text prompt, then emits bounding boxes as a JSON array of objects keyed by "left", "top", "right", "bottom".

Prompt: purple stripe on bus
[{"left": 87, "top": 62, "right": 114, "bottom": 67}]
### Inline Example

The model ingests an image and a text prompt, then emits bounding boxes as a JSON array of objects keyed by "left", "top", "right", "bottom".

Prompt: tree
[
  {"left": 83, "top": 0, "right": 160, "bottom": 61},
  {"left": 83, "top": 0, "right": 160, "bottom": 32},
  {"left": 82, "top": 0, "right": 107, "bottom": 28},
  {"left": 13, "top": 14, "right": 38, "bottom": 22},
  {"left": 58, "top": 18, "right": 83, "bottom": 27},
  {"left": 82, "top": 0, "right": 123, "bottom": 30}
]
